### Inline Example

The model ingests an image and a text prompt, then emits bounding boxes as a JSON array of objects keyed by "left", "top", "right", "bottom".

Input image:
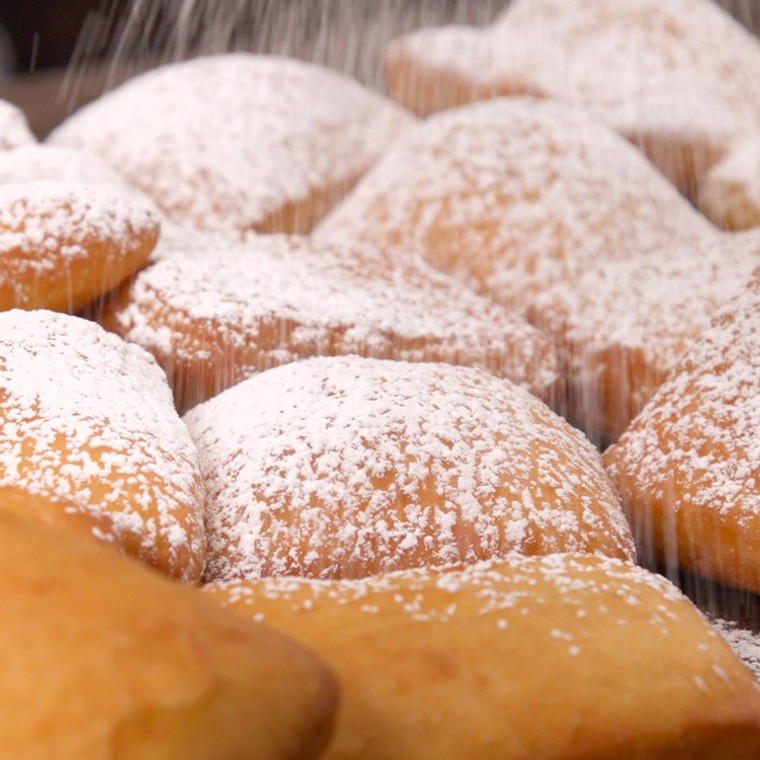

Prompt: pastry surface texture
[
  {"left": 0, "top": 309, "right": 206, "bottom": 581},
  {"left": 48, "top": 53, "right": 413, "bottom": 234},
  {"left": 185, "top": 356, "right": 634, "bottom": 582},
  {"left": 207, "top": 554, "right": 760, "bottom": 760},
  {"left": 605, "top": 273, "right": 760, "bottom": 594},
  {"left": 99, "top": 232, "right": 561, "bottom": 411}
]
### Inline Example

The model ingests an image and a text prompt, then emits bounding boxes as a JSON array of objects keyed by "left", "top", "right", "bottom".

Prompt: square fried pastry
[
  {"left": 316, "top": 97, "right": 715, "bottom": 313},
  {"left": 0, "top": 180, "right": 159, "bottom": 313},
  {"left": 206, "top": 554, "right": 760, "bottom": 760},
  {"left": 0, "top": 310, "right": 205, "bottom": 582},
  {"left": 527, "top": 230, "right": 760, "bottom": 443}
]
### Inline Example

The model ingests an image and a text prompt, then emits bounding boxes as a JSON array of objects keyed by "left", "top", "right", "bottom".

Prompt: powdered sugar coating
[
  {"left": 185, "top": 356, "right": 633, "bottom": 582},
  {"left": 386, "top": 0, "right": 760, "bottom": 189},
  {"left": 102, "top": 233, "right": 560, "bottom": 410},
  {"left": 527, "top": 230, "right": 760, "bottom": 441},
  {"left": 713, "top": 618, "right": 760, "bottom": 681},
  {"left": 0, "top": 180, "right": 160, "bottom": 312},
  {"left": 0, "top": 310, "right": 206, "bottom": 581},
  {"left": 700, "top": 134, "right": 760, "bottom": 231},
  {"left": 209, "top": 554, "right": 686, "bottom": 625},
  {"left": 0, "top": 100, "right": 36, "bottom": 151},
  {"left": 0, "top": 145, "right": 160, "bottom": 213},
  {"left": 316, "top": 97, "right": 711, "bottom": 311},
  {"left": 48, "top": 53, "right": 412, "bottom": 233},
  {"left": 605, "top": 276, "right": 760, "bottom": 592}
]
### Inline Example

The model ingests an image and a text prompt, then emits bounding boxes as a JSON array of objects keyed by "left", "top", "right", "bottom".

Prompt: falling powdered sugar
[
  {"left": 185, "top": 356, "right": 633, "bottom": 582},
  {"left": 48, "top": 53, "right": 413, "bottom": 233}
]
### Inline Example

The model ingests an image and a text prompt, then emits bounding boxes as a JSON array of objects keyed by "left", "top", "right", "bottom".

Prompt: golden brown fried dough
[
  {"left": 0, "top": 512, "right": 337, "bottom": 759},
  {"left": 48, "top": 53, "right": 412, "bottom": 234},
  {"left": 316, "top": 97, "right": 715, "bottom": 313},
  {"left": 207, "top": 555, "right": 760, "bottom": 760},
  {"left": 605, "top": 273, "right": 760, "bottom": 593},
  {"left": 184, "top": 356, "right": 634, "bottom": 582},
  {"left": 0, "top": 309, "right": 205, "bottom": 582},
  {"left": 98, "top": 232, "right": 561, "bottom": 412},
  {"left": 0, "top": 180, "right": 159, "bottom": 313},
  {"left": 527, "top": 231, "right": 760, "bottom": 442}
]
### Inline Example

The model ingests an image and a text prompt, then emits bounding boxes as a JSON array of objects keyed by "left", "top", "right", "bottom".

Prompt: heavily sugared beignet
[
  {"left": 184, "top": 356, "right": 634, "bottom": 583},
  {"left": 605, "top": 273, "right": 760, "bottom": 594},
  {"left": 385, "top": 0, "right": 760, "bottom": 196},
  {"left": 0, "top": 99, "right": 36, "bottom": 150},
  {"left": 699, "top": 134, "right": 760, "bottom": 231},
  {"left": 527, "top": 231, "right": 760, "bottom": 443},
  {"left": 0, "top": 144, "right": 159, "bottom": 210},
  {"left": 48, "top": 53, "right": 412, "bottom": 234},
  {"left": 0, "top": 180, "right": 159, "bottom": 313},
  {"left": 0, "top": 310, "right": 206, "bottom": 582},
  {"left": 98, "top": 233, "right": 561, "bottom": 412},
  {"left": 315, "top": 97, "right": 715, "bottom": 313},
  {"left": 206, "top": 555, "right": 760, "bottom": 760},
  {"left": 0, "top": 513, "right": 337, "bottom": 759}
]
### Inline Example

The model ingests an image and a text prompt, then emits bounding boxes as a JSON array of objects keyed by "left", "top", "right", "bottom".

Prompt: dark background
[
  {"left": 1, "top": 0, "right": 758, "bottom": 74},
  {"left": 0, "top": 0, "right": 124, "bottom": 73},
  {"left": 1, "top": 0, "right": 759, "bottom": 137}
]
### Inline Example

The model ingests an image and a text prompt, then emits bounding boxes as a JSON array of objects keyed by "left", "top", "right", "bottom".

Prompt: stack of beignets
[
  {"left": 0, "top": 512, "right": 337, "bottom": 759},
  {"left": 2, "top": 15, "right": 760, "bottom": 755},
  {"left": 48, "top": 53, "right": 413, "bottom": 234},
  {"left": 605, "top": 271, "right": 760, "bottom": 594},
  {"left": 317, "top": 96, "right": 748, "bottom": 441},
  {"left": 207, "top": 554, "right": 760, "bottom": 760},
  {"left": 0, "top": 309, "right": 206, "bottom": 581},
  {"left": 184, "top": 356, "right": 634, "bottom": 582},
  {"left": 98, "top": 232, "right": 561, "bottom": 412},
  {"left": 385, "top": 0, "right": 760, "bottom": 195}
]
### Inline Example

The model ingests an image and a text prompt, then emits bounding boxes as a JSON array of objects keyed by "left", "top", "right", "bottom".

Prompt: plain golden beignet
[
  {"left": 605, "top": 272, "right": 760, "bottom": 594},
  {"left": 98, "top": 233, "right": 561, "bottom": 412},
  {"left": 206, "top": 555, "right": 760, "bottom": 760},
  {"left": 0, "top": 513, "right": 338, "bottom": 759},
  {"left": 315, "top": 97, "right": 715, "bottom": 313},
  {"left": 48, "top": 53, "right": 412, "bottom": 234},
  {"left": 184, "top": 356, "right": 634, "bottom": 583},
  {"left": 0, "top": 309, "right": 206, "bottom": 582},
  {"left": 0, "top": 180, "right": 159, "bottom": 313},
  {"left": 385, "top": 0, "right": 760, "bottom": 195}
]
